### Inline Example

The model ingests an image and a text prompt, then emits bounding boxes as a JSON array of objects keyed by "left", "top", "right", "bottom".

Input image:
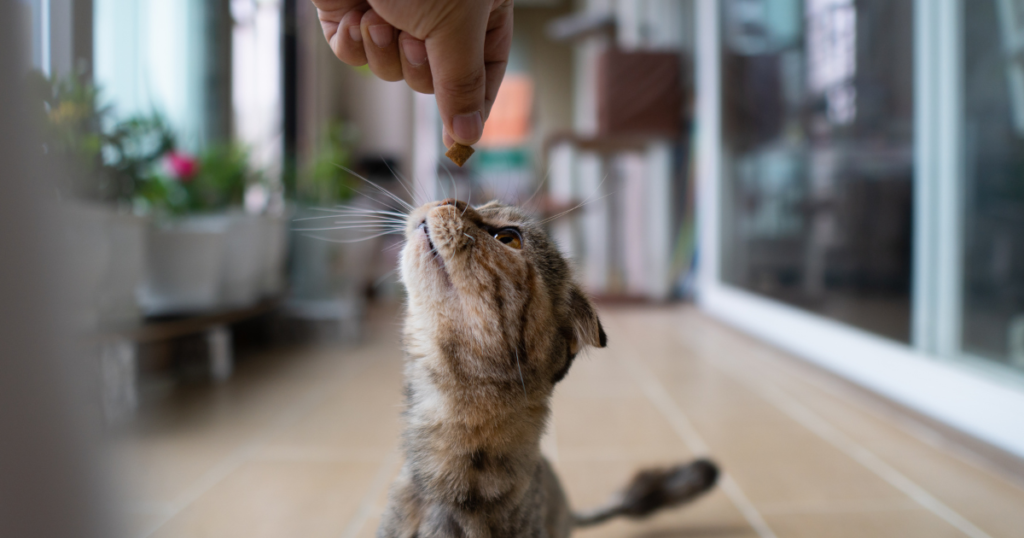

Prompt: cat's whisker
[
  {"left": 292, "top": 224, "right": 405, "bottom": 232},
  {"left": 301, "top": 230, "right": 400, "bottom": 244},
  {"left": 326, "top": 203, "right": 409, "bottom": 214},
  {"left": 333, "top": 163, "right": 416, "bottom": 212},
  {"left": 522, "top": 169, "right": 551, "bottom": 209},
  {"left": 323, "top": 211, "right": 408, "bottom": 219},
  {"left": 445, "top": 166, "right": 458, "bottom": 206},
  {"left": 328, "top": 207, "right": 409, "bottom": 218},
  {"left": 327, "top": 217, "right": 409, "bottom": 225},
  {"left": 315, "top": 215, "right": 408, "bottom": 222},
  {"left": 500, "top": 167, "right": 513, "bottom": 203},
  {"left": 462, "top": 184, "right": 472, "bottom": 217},
  {"left": 538, "top": 174, "right": 613, "bottom": 225},
  {"left": 381, "top": 157, "right": 422, "bottom": 207},
  {"left": 383, "top": 239, "right": 408, "bottom": 253},
  {"left": 333, "top": 181, "right": 413, "bottom": 215},
  {"left": 300, "top": 217, "right": 407, "bottom": 226},
  {"left": 538, "top": 192, "right": 613, "bottom": 225},
  {"left": 297, "top": 207, "right": 409, "bottom": 221},
  {"left": 326, "top": 222, "right": 407, "bottom": 229},
  {"left": 293, "top": 214, "right": 392, "bottom": 223},
  {"left": 463, "top": 233, "right": 475, "bottom": 244},
  {"left": 389, "top": 162, "right": 430, "bottom": 207},
  {"left": 374, "top": 267, "right": 401, "bottom": 288}
]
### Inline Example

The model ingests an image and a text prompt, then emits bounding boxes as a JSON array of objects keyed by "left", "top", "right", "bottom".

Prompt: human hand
[{"left": 311, "top": 0, "right": 513, "bottom": 148}]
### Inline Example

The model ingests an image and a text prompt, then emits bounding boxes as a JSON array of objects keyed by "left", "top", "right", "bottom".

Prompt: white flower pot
[
  {"left": 217, "top": 213, "right": 267, "bottom": 307},
  {"left": 63, "top": 202, "right": 146, "bottom": 331},
  {"left": 139, "top": 218, "right": 227, "bottom": 314}
]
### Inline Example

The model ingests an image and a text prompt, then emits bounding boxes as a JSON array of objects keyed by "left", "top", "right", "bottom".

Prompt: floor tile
[
  {"left": 150, "top": 460, "right": 381, "bottom": 538},
  {"left": 762, "top": 509, "right": 968, "bottom": 538},
  {"left": 116, "top": 304, "right": 1024, "bottom": 538}
]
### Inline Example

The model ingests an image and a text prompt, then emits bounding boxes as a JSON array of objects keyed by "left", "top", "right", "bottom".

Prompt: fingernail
[
  {"left": 348, "top": 25, "right": 361, "bottom": 42},
  {"left": 452, "top": 112, "right": 483, "bottom": 143},
  {"left": 402, "top": 39, "right": 427, "bottom": 66},
  {"left": 369, "top": 25, "right": 393, "bottom": 48}
]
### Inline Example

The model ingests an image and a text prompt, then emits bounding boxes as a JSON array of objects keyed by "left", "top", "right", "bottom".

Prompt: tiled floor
[{"left": 113, "top": 305, "right": 1024, "bottom": 538}]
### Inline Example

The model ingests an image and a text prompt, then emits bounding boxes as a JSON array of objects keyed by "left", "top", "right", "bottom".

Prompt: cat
[{"left": 378, "top": 198, "right": 718, "bottom": 538}]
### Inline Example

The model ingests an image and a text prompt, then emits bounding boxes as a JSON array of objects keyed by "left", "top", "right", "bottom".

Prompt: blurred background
[{"left": 4, "top": 0, "right": 1024, "bottom": 537}]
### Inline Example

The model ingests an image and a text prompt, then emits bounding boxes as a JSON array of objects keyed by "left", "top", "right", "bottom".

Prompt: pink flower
[{"left": 166, "top": 151, "right": 199, "bottom": 181}]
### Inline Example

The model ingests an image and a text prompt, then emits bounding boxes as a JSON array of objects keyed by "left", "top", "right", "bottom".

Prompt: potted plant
[
  {"left": 31, "top": 73, "right": 174, "bottom": 330},
  {"left": 33, "top": 72, "right": 288, "bottom": 317},
  {"left": 137, "top": 144, "right": 274, "bottom": 313}
]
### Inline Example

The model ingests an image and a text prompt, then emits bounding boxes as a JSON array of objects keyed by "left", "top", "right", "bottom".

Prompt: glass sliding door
[
  {"left": 962, "top": 0, "right": 1024, "bottom": 372},
  {"left": 718, "top": 0, "right": 915, "bottom": 342},
  {"left": 697, "top": 0, "right": 1024, "bottom": 458}
]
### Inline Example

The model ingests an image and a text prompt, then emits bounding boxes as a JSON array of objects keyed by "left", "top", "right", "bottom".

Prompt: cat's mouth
[
  {"left": 421, "top": 222, "right": 435, "bottom": 251},
  {"left": 418, "top": 221, "right": 445, "bottom": 270}
]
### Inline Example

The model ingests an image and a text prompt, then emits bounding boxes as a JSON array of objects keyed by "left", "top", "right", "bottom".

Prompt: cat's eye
[{"left": 494, "top": 229, "right": 522, "bottom": 250}]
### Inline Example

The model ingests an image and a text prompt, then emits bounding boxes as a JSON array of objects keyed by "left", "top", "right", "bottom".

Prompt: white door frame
[{"left": 694, "top": 0, "right": 1024, "bottom": 459}]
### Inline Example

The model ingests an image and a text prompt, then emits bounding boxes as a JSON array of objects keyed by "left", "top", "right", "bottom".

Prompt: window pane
[
  {"left": 962, "top": 0, "right": 1024, "bottom": 370},
  {"left": 719, "top": 0, "right": 915, "bottom": 342}
]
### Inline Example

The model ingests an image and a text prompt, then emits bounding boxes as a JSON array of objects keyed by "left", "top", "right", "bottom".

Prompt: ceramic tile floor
[{"left": 112, "top": 305, "right": 1024, "bottom": 538}]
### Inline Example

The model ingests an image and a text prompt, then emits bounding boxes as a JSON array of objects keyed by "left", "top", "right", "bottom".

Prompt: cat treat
[{"left": 445, "top": 142, "right": 474, "bottom": 167}]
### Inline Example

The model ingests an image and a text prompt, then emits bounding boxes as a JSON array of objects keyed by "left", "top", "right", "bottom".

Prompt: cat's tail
[{"left": 572, "top": 459, "right": 719, "bottom": 528}]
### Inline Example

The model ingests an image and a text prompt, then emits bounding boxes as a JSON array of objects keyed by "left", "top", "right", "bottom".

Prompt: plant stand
[{"left": 97, "top": 298, "right": 280, "bottom": 424}]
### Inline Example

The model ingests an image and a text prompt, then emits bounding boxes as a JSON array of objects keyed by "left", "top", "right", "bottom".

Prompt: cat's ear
[{"left": 568, "top": 286, "right": 607, "bottom": 355}]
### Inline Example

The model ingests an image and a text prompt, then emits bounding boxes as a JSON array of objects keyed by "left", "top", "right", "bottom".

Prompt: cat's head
[{"left": 400, "top": 198, "right": 606, "bottom": 386}]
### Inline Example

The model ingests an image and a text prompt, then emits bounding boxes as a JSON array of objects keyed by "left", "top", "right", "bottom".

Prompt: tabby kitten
[{"left": 380, "top": 198, "right": 718, "bottom": 538}]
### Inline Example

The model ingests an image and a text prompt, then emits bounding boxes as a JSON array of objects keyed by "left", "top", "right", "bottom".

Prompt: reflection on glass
[
  {"left": 719, "top": 0, "right": 915, "bottom": 342},
  {"left": 963, "top": 0, "right": 1024, "bottom": 371}
]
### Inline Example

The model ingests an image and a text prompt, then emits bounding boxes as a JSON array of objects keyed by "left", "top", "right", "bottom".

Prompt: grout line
[
  {"left": 690, "top": 336, "right": 995, "bottom": 538},
  {"left": 684, "top": 308, "right": 1024, "bottom": 492},
  {"left": 339, "top": 449, "right": 401, "bottom": 538},
  {"left": 718, "top": 476, "right": 778, "bottom": 538},
  {"left": 250, "top": 446, "right": 388, "bottom": 463},
  {"left": 623, "top": 356, "right": 709, "bottom": 454},
  {"left": 768, "top": 348, "right": 1024, "bottom": 493},
  {"left": 620, "top": 354, "right": 778, "bottom": 538},
  {"left": 756, "top": 498, "right": 921, "bottom": 516},
  {"left": 137, "top": 363, "right": 364, "bottom": 538},
  {"left": 761, "top": 385, "right": 993, "bottom": 538},
  {"left": 121, "top": 502, "right": 176, "bottom": 517}
]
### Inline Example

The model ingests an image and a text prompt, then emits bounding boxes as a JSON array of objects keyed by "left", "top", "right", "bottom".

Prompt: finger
[
  {"left": 399, "top": 32, "right": 434, "bottom": 95},
  {"left": 360, "top": 9, "right": 403, "bottom": 82},
  {"left": 313, "top": 1, "right": 370, "bottom": 65},
  {"left": 333, "top": 10, "right": 367, "bottom": 66},
  {"left": 424, "top": 7, "right": 492, "bottom": 146}
]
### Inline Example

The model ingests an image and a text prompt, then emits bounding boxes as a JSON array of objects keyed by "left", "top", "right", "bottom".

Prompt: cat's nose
[
  {"left": 432, "top": 199, "right": 481, "bottom": 223},
  {"left": 438, "top": 199, "right": 469, "bottom": 213}
]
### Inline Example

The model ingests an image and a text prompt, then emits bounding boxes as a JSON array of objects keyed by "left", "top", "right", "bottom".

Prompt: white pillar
[
  {"left": 413, "top": 92, "right": 440, "bottom": 203},
  {"left": 580, "top": 153, "right": 609, "bottom": 293},
  {"left": 646, "top": 141, "right": 673, "bottom": 300},
  {"left": 549, "top": 142, "right": 578, "bottom": 261}
]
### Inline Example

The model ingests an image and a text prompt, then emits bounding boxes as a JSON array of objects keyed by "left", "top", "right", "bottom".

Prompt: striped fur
[{"left": 379, "top": 199, "right": 716, "bottom": 538}]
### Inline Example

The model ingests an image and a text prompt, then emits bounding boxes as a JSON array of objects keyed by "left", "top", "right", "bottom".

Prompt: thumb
[{"left": 424, "top": 9, "right": 490, "bottom": 146}]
